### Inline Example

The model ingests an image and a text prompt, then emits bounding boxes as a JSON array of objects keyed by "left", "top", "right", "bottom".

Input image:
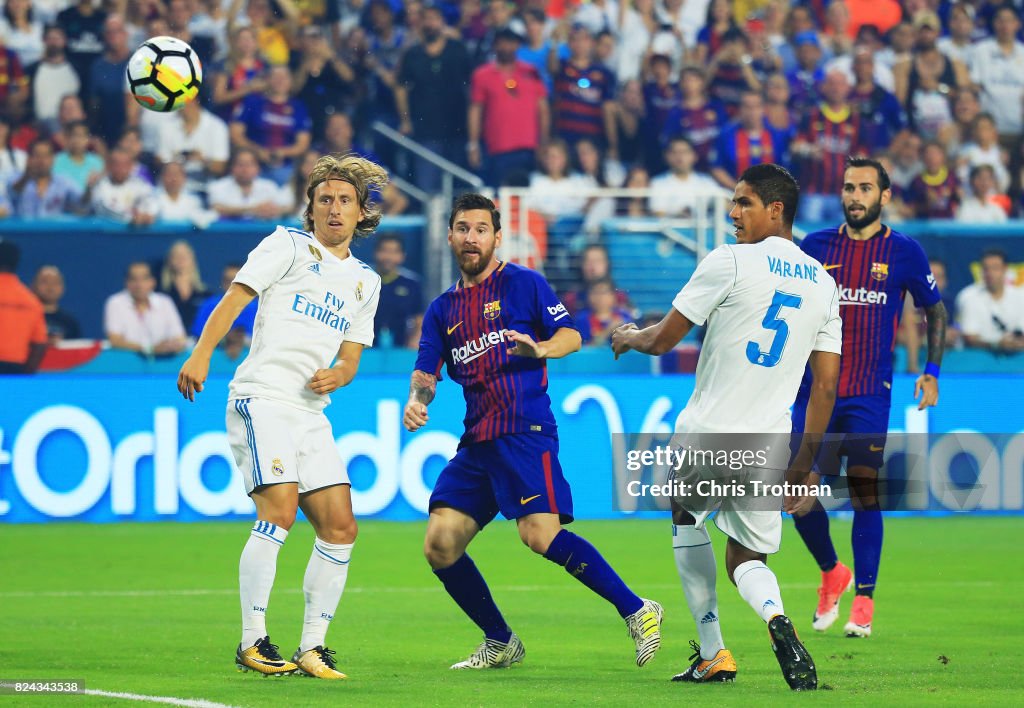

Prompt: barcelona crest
[
  {"left": 483, "top": 300, "right": 501, "bottom": 320},
  {"left": 870, "top": 262, "right": 889, "bottom": 281}
]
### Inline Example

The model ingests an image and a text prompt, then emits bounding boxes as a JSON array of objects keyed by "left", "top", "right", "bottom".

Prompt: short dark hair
[
  {"left": 375, "top": 232, "right": 405, "bottom": 252},
  {"left": 125, "top": 260, "right": 153, "bottom": 278},
  {"left": 449, "top": 193, "right": 501, "bottom": 232},
  {"left": 665, "top": 135, "right": 694, "bottom": 152},
  {"left": 844, "top": 156, "right": 892, "bottom": 191},
  {"left": 968, "top": 163, "right": 995, "bottom": 184},
  {"left": 738, "top": 163, "right": 800, "bottom": 226},
  {"left": 981, "top": 248, "right": 1008, "bottom": 265},
  {"left": 0, "top": 239, "right": 19, "bottom": 272}
]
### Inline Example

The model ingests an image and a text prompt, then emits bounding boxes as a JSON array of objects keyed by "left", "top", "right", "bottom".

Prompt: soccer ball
[{"left": 126, "top": 36, "right": 203, "bottom": 113}]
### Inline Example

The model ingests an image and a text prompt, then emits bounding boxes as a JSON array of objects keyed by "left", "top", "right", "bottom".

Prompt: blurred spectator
[
  {"left": 397, "top": 4, "right": 471, "bottom": 191},
  {"left": 104, "top": 260, "right": 187, "bottom": 355},
  {"left": 469, "top": 27, "right": 548, "bottom": 187},
  {"left": 957, "top": 113, "right": 1010, "bottom": 194},
  {"left": 8, "top": 138, "right": 84, "bottom": 217},
  {"left": 897, "top": 17, "right": 967, "bottom": 140},
  {"left": 208, "top": 147, "right": 292, "bottom": 220},
  {"left": 466, "top": 0, "right": 524, "bottom": 67},
  {"left": 653, "top": 136, "right": 727, "bottom": 216},
  {"left": 763, "top": 71, "right": 796, "bottom": 133},
  {"left": 706, "top": 28, "right": 762, "bottom": 116},
  {"left": 657, "top": 0, "right": 709, "bottom": 49},
  {"left": 777, "top": 4, "right": 817, "bottom": 74},
  {"left": 643, "top": 54, "right": 682, "bottom": 169},
  {"left": 561, "top": 243, "right": 631, "bottom": 314},
  {"left": 57, "top": 0, "right": 106, "bottom": 95},
  {"left": 0, "top": 0, "right": 43, "bottom": 68},
  {"left": 87, "top": 14, "right": 132, "bottom": 149},
  {"left": 615, "top": 0, "right": 656, "bottom": 82},
  {"left": 956, "top": 165, "right": 1009, "bottom": 223},
  {"left": 0, "top": 239, "right": 46, "bottom": 373},
  {"left": 363, "top": 0, "right": 407, "bottom": 136},
  {"left": 622, "top": 164, "right": 650, "bottom": 217},
  {"left": 786, "top": 30, "right": 824, "bottom": 115},
  {"left": 793, "top": 70, "right": 861, "bottom": 223},
  {"left": 845, "top": 0, "right": 902, "bottom": 38},
  {"left": 552, "top": 25, "right": 617, "bottom": 156},
  {"left": 211, "top": 26, "right": 267, "bottom": 119},
  {"left": 286, "top": 148, "right": 320, "bottom": 220},
  {"left": 848, "top": 48, "right": 905, "bottom": 154},
  {"left": 938, "top": 3, "right": 977, "bottom": 65},
  {"left": 32, "top": 264, "right": 81, "bottom": 342},
  {"left": 192, "top": 263, "right": 258, "bottom": 360},
  {"left": 825, "top": 25, "right": 895, "bottom": 91},
  {"left": 969, "top": 4, "right": 1024, "bottom": 139},
  {"left": 153, "top": 161, "right": 215, "bottom": 227},
  {"left": 662, "top": 67, "right": 725, "bottom": 174},
  {"left": 316, "top": 113, "right": 408, "bottom": 215},
  {"left": 0, "top": 118, "right": 25, "bottom": 183},
  {"left": 0, "top": 30, "right": 28, "bottom": 119},
  {"left": 91, "top": 147, "right": 156, "bottom": 225},
  {"left": 575, "top": 137, "right": 624, "bottom": 232},
  {"left": 573, "top": 0, "right": 619, "bottom": 38},
  {"left": 226, "top": 0, "right": 296, "bottom": 66},
  {"left": 527, "top": 139, "right": 589, "bottom": 220},
  {"left": 26, "top": 26, "right": 80, "bottom": 135},
  {"left": 693, "top": 0, "right": 738, "bottom": 66},
  {"left": 160, "top": 240, "right": 209, "bottom": 333},
  {"left": 518, "top": 8, "right": 563, "bottom": 89},
  {"left": 230, "top": 64, "right": 312, "bottom": 184},
  {"left": 155, "top": 97, "right": 230, "bottom": 194},
  {"left": 115, "top": 127, "right": 155, "bottom": 185},
  {"left": 53, "top": 120, "right": 104, "bottom": 192},
  {"left": 821, "top": 0, "right": 853, "bottom": 57},
  {"left": 613, "top": 79, "right": 645, "bottom": 168},
  {"left": 944, "top": 86, "right": 983, "bottom": 152},
  {"left": 292, "top": 24, "right": 356, "bottom": 143},
  {"left": 906, "top": 141, "right": 960, "bottom": 219},
  {"left": 576, "top": 277, "right": 634, "bottom": 345},
  {"left": 888, "top": 129, "right": 924, "bottom": 193},
  {"left": 956, "top": 249, "right": 1024, "bottom": 353},
  {"left": 373, "top": 233, "right": 422, "bottom": 349},
  {"left": 165, "top": 0, "right": 216, "bottom": 70},
  {"left": 928, "top": 258, "right": 959, "bottom": 341},
  {"left": 876, "top": 21, "right": 914, "bottom": 73},
  {"left": 712, "top": 90, "right": 789, "bottom": 188}
]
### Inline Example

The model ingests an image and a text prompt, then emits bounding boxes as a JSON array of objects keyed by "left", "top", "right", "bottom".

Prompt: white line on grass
[
  {"left": 0, "top": 580, "right": 998, "bottom": 599},
  {"left": 80, "top": 690, "right": 239, "bottom": 708}
]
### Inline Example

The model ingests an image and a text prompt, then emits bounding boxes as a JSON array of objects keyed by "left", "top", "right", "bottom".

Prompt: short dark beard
[
  {"left": 844, "top": 198, "right": 882, "bottom": 229},
  {"left": 457, "top": 244, "right": 495, "bottom": 278}
]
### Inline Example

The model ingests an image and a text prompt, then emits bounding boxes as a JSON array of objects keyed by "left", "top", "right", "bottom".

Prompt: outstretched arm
[
  {"left": 610, "top": 309, "right": 693, "bottom": 358},
  {"left": 403, "top": 370, "right": 437, "bottom": 431}
]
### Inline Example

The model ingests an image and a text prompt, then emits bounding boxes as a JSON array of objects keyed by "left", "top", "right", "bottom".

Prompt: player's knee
[
  {"left": 517, "top": 522, "right": 558, "bottom": 555},
  {"left": 423, "top": 530, "right": 460, "bottom": 569},
  {"left": 319, "top": 517, "right": 358, "bottom": 545},
  {"left": 261, "top": 507, "right": 297, "bottom": 530}
]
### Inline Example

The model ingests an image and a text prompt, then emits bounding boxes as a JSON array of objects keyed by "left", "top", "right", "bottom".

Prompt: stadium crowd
[{"left": 0, "top": 0, "right": 1023, "bottom": 365}]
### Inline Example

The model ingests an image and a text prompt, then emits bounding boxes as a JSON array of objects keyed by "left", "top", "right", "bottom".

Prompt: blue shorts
[
  {"left": 792, "top": 393, "right": 890, "bottom": 471},
  {"left": 429, "top": 433, "right": 574, "bottom": 529}
]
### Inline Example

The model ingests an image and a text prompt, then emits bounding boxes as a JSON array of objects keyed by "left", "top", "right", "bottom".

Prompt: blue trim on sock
[
  {"left": 252, "top": 529, "right": 283, "bottom": 545},
  {"left": 314, "top": 543, "right": 350, "bottom": 565}
]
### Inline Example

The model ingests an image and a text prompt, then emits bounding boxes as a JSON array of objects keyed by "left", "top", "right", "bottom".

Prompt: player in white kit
[
  {"left": 612, "top": 164, "right": 842, "bottom": 691},
  {"left": 177, "top": 154, "right": 387, "bottom": 680}
]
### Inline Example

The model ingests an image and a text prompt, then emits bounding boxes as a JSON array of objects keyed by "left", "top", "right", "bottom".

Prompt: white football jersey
[
  {"left": 229, "top": 226, "right": 381, "bottom": 412},
  {"left": 674, "top": 237, "right": 842, "bottom": 434}
]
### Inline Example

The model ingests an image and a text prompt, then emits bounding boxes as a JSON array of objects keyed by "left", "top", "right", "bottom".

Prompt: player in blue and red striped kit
[
  {"left": 404, "top": 193, "right": 662, "bottom": 671},
  {"left": 792, "top": 157, "right": 948, "bottom": 638}
]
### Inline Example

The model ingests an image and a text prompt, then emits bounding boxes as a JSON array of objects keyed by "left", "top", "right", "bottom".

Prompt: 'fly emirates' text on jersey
[
  {"left": 800, "top": 224, "right": 940, "bottom": 397},
  {"left": 415, "top": 261, "right": 576, "bottom": 446},
  {"left": 229, "top": 225, "right": 381, "bottom": 412},
  {"left": 674, "top": 237, "right": 842, "bottom": 434}
]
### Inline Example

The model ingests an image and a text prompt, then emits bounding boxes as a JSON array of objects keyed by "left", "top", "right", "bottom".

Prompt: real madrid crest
[
  {"left": 870, "top": 262, "right": 889, "bottom": 281},
  {"left": 355, "top": 280, "right": 364, "bottom": 301},
  {"left": 483, "top": 300, "right": 501, "bottom": 320},
  {"left": 308, "top": 244, "right": 323, "bottom": 262},
  {"left": 272, "top": 458, "right": 285, "bottom": 476}
]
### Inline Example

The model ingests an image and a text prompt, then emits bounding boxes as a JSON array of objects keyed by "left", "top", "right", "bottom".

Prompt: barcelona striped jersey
[
  {"left": 415, "top": 262, "right": 577, "bottom": 446},
  {"left": 800, "top": 224, "right": 941, "bottom": 398}
]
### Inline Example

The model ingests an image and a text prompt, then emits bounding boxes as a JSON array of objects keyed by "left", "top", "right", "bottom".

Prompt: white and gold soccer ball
[{"left": 126, "top": 36, "right": 203, "bottom": 113}]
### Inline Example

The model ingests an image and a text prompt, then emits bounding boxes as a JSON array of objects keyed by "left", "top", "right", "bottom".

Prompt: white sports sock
[
  {"left": 734, "top": 559, "right": 785, "bottom": 623},
  {"left": 239, "top": 521, "right": 288, "bottom": 648},
  {"left": 672, "top": 524, "right": 725, "bottom": 660},
  {"left": 299, "top": 539, "right": 354, "bottom": 652}
]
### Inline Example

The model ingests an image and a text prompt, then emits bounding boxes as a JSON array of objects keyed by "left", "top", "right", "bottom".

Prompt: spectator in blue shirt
[
  {"left": 8, "top": 139, "right": 84, "bottom": 217},
  {"left": 786, "top": 31, "right": 825, "bottom": 115},
  {"left": 849, "top": 47, "right": 905, "bottom": 154}
]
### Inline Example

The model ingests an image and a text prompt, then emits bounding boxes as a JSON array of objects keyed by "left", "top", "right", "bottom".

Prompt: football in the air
[{"left": 126, "top": 36, "right": 203, "bottom": 113}]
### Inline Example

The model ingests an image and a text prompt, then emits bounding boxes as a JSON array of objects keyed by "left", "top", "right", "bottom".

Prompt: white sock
[
  {"left": 672, "top": 524, "right": 725, "bottom": 659},
  {"left": 239, "top": 521, "right": 288, "bottom": 648},
  {"left": 734, "top": 560, "right": 785, "bottom": 623},
  {"left": 299, "top": 539, "right": 354, "bottom": 652}
]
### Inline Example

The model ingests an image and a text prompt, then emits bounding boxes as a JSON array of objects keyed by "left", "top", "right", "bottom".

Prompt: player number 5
[{"left": 746, "top": 290, "right": 803, "bottom": 368}]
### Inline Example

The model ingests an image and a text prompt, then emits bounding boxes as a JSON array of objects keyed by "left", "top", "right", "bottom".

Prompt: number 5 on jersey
[{"left": 747, "top": 290, "right": 803, "bottom": 368}]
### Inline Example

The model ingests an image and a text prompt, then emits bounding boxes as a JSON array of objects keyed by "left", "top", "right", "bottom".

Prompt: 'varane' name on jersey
[{"left": 767, "top": 256, "right": 819, "bottom": 282}]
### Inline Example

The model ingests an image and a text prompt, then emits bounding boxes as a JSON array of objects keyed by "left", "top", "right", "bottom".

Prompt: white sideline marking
[
  {"left": 0, "top": 580, "right": 997, "bottom": 599},
  {"left": 80, "top": 690, "right": 239, "bottom": 708}
]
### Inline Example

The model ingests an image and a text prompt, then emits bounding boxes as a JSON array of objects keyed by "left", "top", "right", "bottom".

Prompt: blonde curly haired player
[{"left": 177, "top": 152, "right": 388, "bottom": 680}]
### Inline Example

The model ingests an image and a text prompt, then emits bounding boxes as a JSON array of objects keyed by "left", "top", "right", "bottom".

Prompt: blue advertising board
[{"left": 0, "top": 374, "right": 1021, "bottom": 523}]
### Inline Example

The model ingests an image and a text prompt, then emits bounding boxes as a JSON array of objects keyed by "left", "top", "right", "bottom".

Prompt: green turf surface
[{"left": 2, "top": 516, "right": 1022, "bottom": 706}]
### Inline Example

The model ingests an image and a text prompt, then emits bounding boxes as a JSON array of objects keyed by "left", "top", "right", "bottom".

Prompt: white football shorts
[{"left": 227, "top": 397, "right": 349, "bottom": 495}]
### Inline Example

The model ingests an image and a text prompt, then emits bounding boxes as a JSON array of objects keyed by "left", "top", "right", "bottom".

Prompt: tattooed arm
[
  {"left": 914, "top": 301, "right": 948, "bottom": 411},
  {"left": 403, "top": 370, "right": 437, "bottom": 431}
]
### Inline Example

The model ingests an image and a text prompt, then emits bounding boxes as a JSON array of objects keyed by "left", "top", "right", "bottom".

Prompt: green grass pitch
[{"left": 2, "top": 516, "right": 1022, "bottom": 706}]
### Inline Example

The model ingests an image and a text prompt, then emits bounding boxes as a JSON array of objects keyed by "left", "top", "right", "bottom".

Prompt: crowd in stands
[{"left": 1, "top": 0, "right": 1024, "bottom": 367}]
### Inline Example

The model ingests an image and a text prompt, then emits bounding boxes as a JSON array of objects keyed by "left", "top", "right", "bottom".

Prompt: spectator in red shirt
[
  {"left": 0, "top": 240, "right": 47, "bottom": 373},
  {"left": 907, "top": 141, "right": 961, "bottom": 219},
  {"left": 468, "top": 27, "right": 549, "bottom": 188},
  {"left": 0, "top": 32, "right": 29, "bottom": 120}
]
